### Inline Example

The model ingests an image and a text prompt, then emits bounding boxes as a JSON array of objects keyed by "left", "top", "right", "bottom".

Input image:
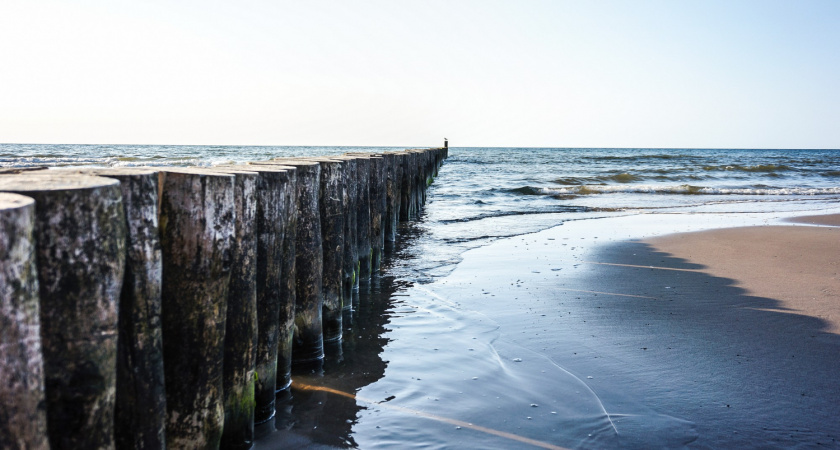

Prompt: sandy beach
[{"left": 648, "top": 215, "right": 840, "bottom": 334}]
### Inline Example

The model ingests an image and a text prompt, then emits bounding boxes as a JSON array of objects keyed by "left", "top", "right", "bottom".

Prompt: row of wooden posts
[{"left": 0, "top": 147, "right": 448, "bottom": 449}]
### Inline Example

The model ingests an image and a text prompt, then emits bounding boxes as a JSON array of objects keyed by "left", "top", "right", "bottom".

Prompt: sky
[{"left": 1, "top": 0, "right": 839, "bottom": 148}]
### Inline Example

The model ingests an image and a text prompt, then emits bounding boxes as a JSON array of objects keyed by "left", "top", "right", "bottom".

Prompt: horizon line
[{"left": 2, "top": 142, "right": 838, "bottom": 151}]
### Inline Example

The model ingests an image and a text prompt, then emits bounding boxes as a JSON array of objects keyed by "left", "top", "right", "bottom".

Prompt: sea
[{"left": 3, "top": 145, "right": 840, "bottom": 448}]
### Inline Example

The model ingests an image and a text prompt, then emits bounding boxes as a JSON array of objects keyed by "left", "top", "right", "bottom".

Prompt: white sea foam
[{"left": 541, "top": 185, "right": 840, "bottom": 196}]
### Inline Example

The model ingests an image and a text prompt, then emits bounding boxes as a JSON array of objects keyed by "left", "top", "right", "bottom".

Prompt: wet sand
[{"left": 258, "top": 212, "right": 840, "bottom": 448}]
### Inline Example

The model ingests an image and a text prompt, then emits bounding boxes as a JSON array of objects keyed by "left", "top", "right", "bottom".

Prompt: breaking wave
[{"left": 509, "top": 185, "right": 840, "bottom": 196}]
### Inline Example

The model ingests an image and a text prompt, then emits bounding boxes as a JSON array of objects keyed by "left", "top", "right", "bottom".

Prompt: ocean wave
[
  {"left": 581, "top": 153, "right": 692, "bottom": 161},
  {"left": 507, "top": 186, "right": 545, "bottom": 195},
  {"left": 554, "top": 173, "right": 709, "bottom": 185},
  {"left": 701, "top": 164, "right": 793, "bottom": 173},
  {"left": 509, "top": 184, "right": 840, "bottom": 196},
  {"left": 0, "top": 156, "right": 111, "bottom": 168},
  {"left": 438, "top": 207, "right": 590, "bottom": 224},
  {"left": 552, "top": 177, "right": 596, "bottom": 185},
  {"left": 600, "top": 173, "right": 641, "bottom": 183}
]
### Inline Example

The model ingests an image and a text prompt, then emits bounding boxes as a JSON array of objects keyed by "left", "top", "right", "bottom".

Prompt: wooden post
[
  {"left": 205, "top": 168, "right": 259, "bottom": 450},
  {"left": 398, "top": 151, "right": 412, "bottom": 221},
  {"left": 0, "top": 174, "right": 127, "bottom": 450},
  {"left": 410, "top": 150, "right": 423, "bottom": 216},
  {"left": 157, "top": 168, "right": 235, "bottom": 449},
  {"left": 73, "top": 168, "right": 167, "bottom": 450},
  {"left": 227, "top": 163, "right": 296, "bottom": 416},
  {"left": 303, "top": 158, "right": 346, "bottom": 345},
  {"left": 0, "top": 192, "right": 49, "bottom": 450},
  {"left": 268, "top": 159, "right": 324, "bottom": 368},
  {"left": 317, "top": 156, "right": 358, "bottom": 325},
  {"left": 344, "top": 155, "right": 372, "bottom": 285},
  {"left": 382, "top": 152, "right": 400, "bottom": 247},
  {"left": 368, "top": 156, "right": 386, "bottom": 275}
]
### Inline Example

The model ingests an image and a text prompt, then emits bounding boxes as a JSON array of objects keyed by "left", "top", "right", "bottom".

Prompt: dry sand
[{"left": 646, "top": 214, "right": 840, "bottom": 333}]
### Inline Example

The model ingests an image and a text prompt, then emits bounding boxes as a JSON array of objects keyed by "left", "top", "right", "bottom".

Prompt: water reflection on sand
[{"left": 255, "top": 224, "right": 697, "bottom": 449}]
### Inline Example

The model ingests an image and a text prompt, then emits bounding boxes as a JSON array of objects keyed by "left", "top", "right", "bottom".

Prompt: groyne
[{"left": 0, "top": 147, "right": 447, "bottom": 449}]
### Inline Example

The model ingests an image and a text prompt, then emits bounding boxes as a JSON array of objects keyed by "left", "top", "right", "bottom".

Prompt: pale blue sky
[{"left": 1, "top": 1, "right": 838, "bottom": 148}]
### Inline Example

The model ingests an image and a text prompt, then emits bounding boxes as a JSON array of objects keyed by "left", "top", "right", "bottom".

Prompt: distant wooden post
[
  {"left": 269, "top": 159, "right": 325, "bottom": 368},
  {"left": 157, "top": 168, "right": 235, "bottom": 449},
  {"left": 304, "top": 158, "right": 346, "bottom": 344},
  {"left": 0, "top": 192, "right": 49, "bottom": 450},
  {"left": 382, "top": 152, "right": 400, "bottom": 247},
  {"left": 0, "top": 174, "right": 127, "bottom": 450},
  {"left": 409, "top": 150, "right": 423, "bottom": 216},
  {"left": 368, "top": 156, "right": 387, "bottom": 275},
  {"left": 344, "top": 155, "right": 372, "bottom": 285},
  {"left": 398, "top": 151, "right": 412, "bottom": 221},
  {"left": 318, "top": 156, "right": 358, "bottom": 324}
]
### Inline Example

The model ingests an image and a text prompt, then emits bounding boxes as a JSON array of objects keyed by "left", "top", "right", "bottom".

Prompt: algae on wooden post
[
  {"left": 158, "top": 168, "right": 235, "bottom": 449},
  {"left": 0, "top": 174, "right": 127, "bottom": 450},
  {"left": 0, "top": 192, "right": 49, "bottom": 450}
]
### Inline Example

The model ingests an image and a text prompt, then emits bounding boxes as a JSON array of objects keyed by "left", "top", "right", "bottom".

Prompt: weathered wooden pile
[{"left": 0, "top": 147, "right": 447, "bottom": 450}]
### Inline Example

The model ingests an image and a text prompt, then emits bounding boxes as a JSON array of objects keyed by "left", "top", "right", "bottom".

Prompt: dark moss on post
[
  {"left": 0, "top": 193, "right": 49, "bottom": 450},
  {"left": 74, "top": 168, "right": 167, "bottom": 450},
  {"left": 0, "top": 174, "right": 127, "bottom": 450},
  {"left": 270, "top": 159, "right": 325, "bottom": 368},
  {"left": 207, "top": 168, "right": 259, "bottom": 450},
  {"left": 157, "top": 168, "right": 235, "bottom": 449},
  {"left": 234, "top": 163, "right": 296, "bottom": 416}
]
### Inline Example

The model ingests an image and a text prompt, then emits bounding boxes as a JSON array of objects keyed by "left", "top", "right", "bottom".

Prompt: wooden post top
[
  {"left": 55, "top": 167, "right": 161, "bottom": 176},
  {"left": 262, "top": 159, "right": 321, "bottom": 168},
  {"left": 0, "top": 192, "right": 35, "bottom": 209},
  {"left": 0, "top": 173, "right": 120, "bottom": 192}
]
